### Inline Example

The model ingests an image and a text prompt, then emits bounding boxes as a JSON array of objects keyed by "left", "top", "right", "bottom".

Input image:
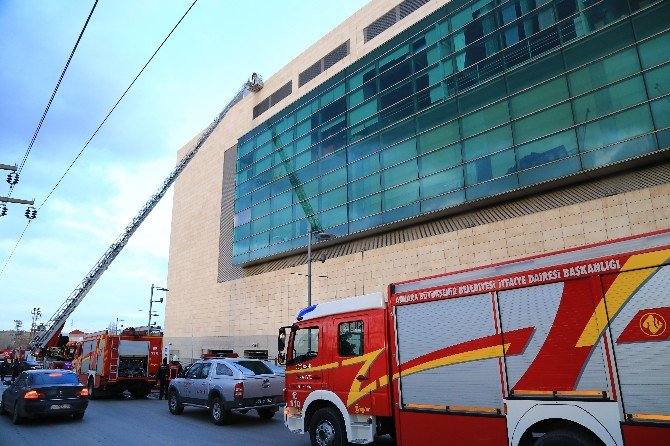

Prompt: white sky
[{"left": 0, "top": 0, "right": 369, "bottom": 333}]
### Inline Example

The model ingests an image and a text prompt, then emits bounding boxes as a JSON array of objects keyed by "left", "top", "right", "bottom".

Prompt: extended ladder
[{"left": 31, "top": 75, "right": 264, "bottom": 351}]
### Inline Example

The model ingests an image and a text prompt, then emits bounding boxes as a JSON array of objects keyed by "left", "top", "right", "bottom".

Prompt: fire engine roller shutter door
[
  {"left": 96, "top": 337, "right": 106, "bottom": 371},
  {"left": 606, "top": 264, "right": 670, "bottom": 419},
  {"left": 395, "top": 292, "right": 504, "bottom": 411},
  {"left": 118, "top": 340, "right": 150, "bottom": 355},
  {"left": 497, "top": 279, "right": 611, "bottom": 395},
  {"left": 80, "top": 340, "right": 96, "bottom": 371}
]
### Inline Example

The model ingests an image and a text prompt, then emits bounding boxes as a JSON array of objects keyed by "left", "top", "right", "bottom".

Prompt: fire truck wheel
[
  {"left": 131, "top": 389, "right": 150, "bottom": 399},
  {"left": 534, "top": 428, "right": 600, "bottom": 446},
  {"left": 309, "top": 407, "right": 346, "bottom": 446},
  {"left": 88, "top": 380, "right": 96, "bottom": 400},
  {"left": 210, "top": 396, "right": 231, "bottom": 425},
  {"left": 168, "top": 390, "right": 184, "bottom": 415},
  {"left": 257, "top": 408, "right": 277, "bottom": 420},
  {"left": 72, "top": 411, "right": 85, "bottom": 420}
]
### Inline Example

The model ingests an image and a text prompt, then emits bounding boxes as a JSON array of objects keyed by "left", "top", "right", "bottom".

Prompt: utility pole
[
  {"left": 1, "top": 163, "right": 36, "bottom": 218},
  {"left": 149, "top": 284, "right": 168, "bottom": 333},
  {"left": 13, "top": 320, "right": 23, "bottom": 348},
  {"left": 30, "top": 307, "right": 41, "bottom": 339}
]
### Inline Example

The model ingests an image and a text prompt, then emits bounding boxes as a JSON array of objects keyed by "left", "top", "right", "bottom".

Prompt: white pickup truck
[{"left": 167, "top": 358, "right": 284, "bottom": 425}]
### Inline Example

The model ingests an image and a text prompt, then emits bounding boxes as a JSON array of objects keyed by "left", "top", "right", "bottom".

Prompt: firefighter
[
  {"left": 157, "top": 358, "right": 169, "bottom": 400},
  {"left": 0, "top": 359, "right": 8, "bottom": 383}
]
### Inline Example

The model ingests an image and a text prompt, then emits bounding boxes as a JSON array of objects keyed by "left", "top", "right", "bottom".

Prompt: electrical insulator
[
  {"left": 25, "top": 206, "right": 37, "bottom": 220},
  {"left": 6, "top": 172, "right": 19, "bottom": 185},
  {"left": 0, "top": 203, "right": 7, "bottom": 217}
]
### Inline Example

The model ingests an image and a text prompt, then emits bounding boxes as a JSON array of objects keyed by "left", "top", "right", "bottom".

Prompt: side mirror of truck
[
  {"left": 277, "top": 352, "right": 286, "bottom": 365},
  {"left": 278, "top": 327, "right": 287, "bottom": 353}
]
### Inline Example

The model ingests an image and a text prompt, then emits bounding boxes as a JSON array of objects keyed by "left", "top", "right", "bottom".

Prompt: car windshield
[
  {"left": 262, "top": 361, "right": 284, "bottom": 374},
  {"left": 30, "top": 373, "right": 80, "bottom": 385},
  {"left": 231, "top": 360, "right": 273, "bottom": 375}
]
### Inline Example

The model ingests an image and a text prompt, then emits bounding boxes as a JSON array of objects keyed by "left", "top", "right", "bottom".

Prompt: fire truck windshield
[{"left": 287, "top": 327, "right": 319, "bottom": 366}]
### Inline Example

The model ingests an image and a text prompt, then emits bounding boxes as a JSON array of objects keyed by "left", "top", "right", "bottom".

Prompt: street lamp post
[
  {"left": 149, "top": 284, "right": 168, "bottom": 333},
  {"left": 306, "top": 223, "right": 335, "bottom": 307}
]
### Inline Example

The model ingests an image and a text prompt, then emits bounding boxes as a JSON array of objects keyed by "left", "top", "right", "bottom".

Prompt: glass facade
[{"left": 232, "top": 0, "right": 670, "bottom": 265}]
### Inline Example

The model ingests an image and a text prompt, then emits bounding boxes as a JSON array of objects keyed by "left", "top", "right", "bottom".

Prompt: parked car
[
  {"left": 167, "top": 358, "right": 284, "bottom": 425},
  {"left": 1, "top": 369, "right": 89, "bottom": 424}
]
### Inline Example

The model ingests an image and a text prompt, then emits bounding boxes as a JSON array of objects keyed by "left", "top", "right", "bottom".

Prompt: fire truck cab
[
  {"left": 280, "top": 230, "right": 670, "bottom": 446},
  {"left": 281, "top": 292, "right": 392, "bottom": 445}
]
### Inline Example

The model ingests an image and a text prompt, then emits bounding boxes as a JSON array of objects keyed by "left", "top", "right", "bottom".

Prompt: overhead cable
[
  {"left": 7, "top": 0, "right": 100, "bottom": 196},
  {"left": 0, "top": 0, "right": 199, "bottom": 279}
]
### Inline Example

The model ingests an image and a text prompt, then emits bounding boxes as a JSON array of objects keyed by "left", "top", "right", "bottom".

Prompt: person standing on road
[
  {"left": 0, "top": 360, "right": 7, "bottom": 383},
  {"left": 157, "top": 358, "right": 169, "bottom": 400}
]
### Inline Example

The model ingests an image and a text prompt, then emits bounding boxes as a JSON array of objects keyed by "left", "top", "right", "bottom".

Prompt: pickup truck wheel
[
  {"left": 309, "top": 407, "right": 346, "bottom": 446},
  {"left": 210, "top": 396, "right": 231, "bottom": 425},
  {"left": 257, "top": 408, "right": 277, "bottom": 420},
  {"left": 168, "top": 390, "right": 184, "bottom": 415}
]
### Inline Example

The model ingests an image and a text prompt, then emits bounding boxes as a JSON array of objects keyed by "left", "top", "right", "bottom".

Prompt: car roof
[{"left": 24, "top": 369, "right": 75, "bottom": 374}]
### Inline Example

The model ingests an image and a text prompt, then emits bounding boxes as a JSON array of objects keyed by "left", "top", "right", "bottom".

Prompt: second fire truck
[
  {"left": 70, "top": 328, "right": 163, "bottom": 399},
  {"left": 279, "top": 229, "right": 670, "bottom": 446}
]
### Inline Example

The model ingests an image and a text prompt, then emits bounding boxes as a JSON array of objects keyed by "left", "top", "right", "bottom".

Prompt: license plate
[
  {"left": 50, "top": 404, "right": 71, "bottom": 410},
  {"left": 255, "top": 398, "right": 273, "bottom": 405}
]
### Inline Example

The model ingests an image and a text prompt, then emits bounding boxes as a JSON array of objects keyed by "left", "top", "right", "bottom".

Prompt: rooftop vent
[
  {"left": 252, "top": 80, "right": 293, "bottom": 119},
  {"left": 298, "top": 40, "right": 350, "bottom": 88},
  {"left": 364, "top": 0, "right": 430, "bottom": 43}
]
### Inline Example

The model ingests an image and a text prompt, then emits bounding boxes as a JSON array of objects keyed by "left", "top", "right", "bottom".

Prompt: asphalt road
[{"left": 0, "top": 382, "right": 395, "bottom": 446}]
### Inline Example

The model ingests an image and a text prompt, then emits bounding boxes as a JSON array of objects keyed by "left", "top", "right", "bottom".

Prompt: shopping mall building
[{"left": 164, "top": 0, "right": 670, "bottom": 362}]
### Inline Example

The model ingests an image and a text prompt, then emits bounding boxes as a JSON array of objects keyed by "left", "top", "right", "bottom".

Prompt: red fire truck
[
  {"left": 70, "top": 328, "right": 163, "bottom": 399},
  {"left": 279, "top": 229, "right": 670, "bottom": 446}
]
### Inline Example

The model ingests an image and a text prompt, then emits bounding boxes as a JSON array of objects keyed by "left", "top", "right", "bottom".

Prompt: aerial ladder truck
[{"left": 30, "top": 74, "right": 264, "bottom": 357}]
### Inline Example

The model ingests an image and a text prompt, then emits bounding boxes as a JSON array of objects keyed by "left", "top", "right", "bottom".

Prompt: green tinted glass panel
[
  {"left": 382, "top": 160, "right": 419, "bottom": 188},
  {"left": 419, "top": 144, "right": 462, "bottom": 176},
  {"left": 638, "top": 31, "right": 670, "bottom": 69},
  {"left": 582, "top": 134, "right": 658, "bottom": 169},
  {"left": 563, "top": 20, "right": 634, "bottom": 70},
  {"left": 465, "top": 149, "right": 517, "bottom": 185},
  {"left": 463, "top": 126, "right": 513, "bottom": 161},
  {"left": 579, "top": 105, "right": 654, "bottom": 151},
  {"left": 383, "top": 181, "right": 420, "bottom": 210},
  {"left": 349, "top": 174, "right": 381, "bottom": 200},
  {"left": 514, "top": 104, "right": 573, "bottom": 144},
  {"left": 644, "top": 64, "right": 670, "bottom": 99},
  {"left": 381, "top": 139, "right": 418, "bottom": 168},
  {"left": 349, "top": 194, "right": 381, "bottom": 220},
  {"left": 420, "top": 167, "right": 463, "bottom": 198},
  {"left": 568, "top": 48, "right": 640, "bottom": 96},
  {"left": 650, "top": 97, "right": 670, "bottom": 128},
  {"left": 631, "top": 0, "right": 670, "bottom": 39},
  {"left": 510, "top": 77, "right": 569, "bottom": 118},
  {"left": 418, "top": 121, "right": 459, "bottom": 153},
  {"left": 573, "top": 76, "right": 647, "bottom": 124},
  {"left": 461, "top": 101, "right": 510, "bottom": 137}
]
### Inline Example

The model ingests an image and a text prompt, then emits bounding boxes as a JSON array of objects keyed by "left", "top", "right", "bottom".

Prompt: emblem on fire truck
[
  {"left": 640, "top": 312, "right": 666, "bottom": 337},
  {"left": 617, "top": 307, "right": 670, "bottom": 343}
]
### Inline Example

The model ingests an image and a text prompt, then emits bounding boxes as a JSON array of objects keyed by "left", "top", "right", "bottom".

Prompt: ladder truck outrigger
[{"left": 29, "top": 74, "right": 264, "bottom": 364}]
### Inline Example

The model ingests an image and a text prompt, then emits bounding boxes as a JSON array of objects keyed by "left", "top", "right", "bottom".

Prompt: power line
[
  {"left": 38, "top": 0, "right": 199, "bottom": 211},
  {"left": 7, "top": 0, "right": 100, "bottom": 197},
  {"left": 0, "top": 0, "right": 199, "bottom": 279}
]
